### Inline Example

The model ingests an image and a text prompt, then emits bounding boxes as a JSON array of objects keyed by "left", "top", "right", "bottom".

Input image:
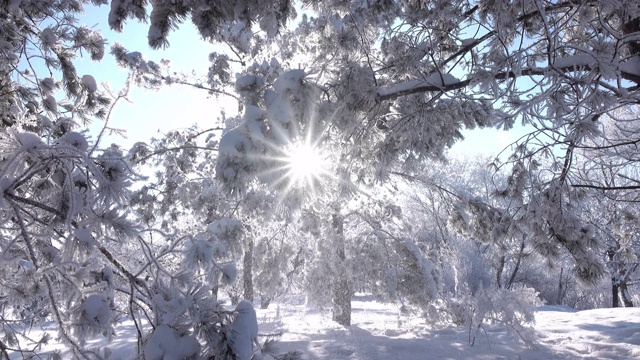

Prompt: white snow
[
  {"left": 5, "top": 296, "right": 640, "bottom": 359},
  {"left": 183, "top": 238, "right": 214, "bottom": 269},
  {"left": 0, "top": 39, "right": 12, "bottom": 52}
]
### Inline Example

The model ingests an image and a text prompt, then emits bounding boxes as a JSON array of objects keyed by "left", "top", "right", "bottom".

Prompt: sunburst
[{"left": 284, "top": 140, "right": 327, "bottom": 190}]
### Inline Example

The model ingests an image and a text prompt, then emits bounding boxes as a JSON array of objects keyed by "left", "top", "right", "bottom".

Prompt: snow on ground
[
  {"left": 5, "top": 295, "right": 640, "bottom": 359},
  {"left": 257, "top": 295, "right": 640, "bottom": 360}
]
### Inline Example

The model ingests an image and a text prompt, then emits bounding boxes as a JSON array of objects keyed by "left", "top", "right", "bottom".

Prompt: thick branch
[
  {"left": 97, "top": 244, "right": 148, "bottom": 290},
  {"left": 377, "top": 63, "right": 637, "bottom": 101},
  {"left": 572, "top": 184, "right": 640, "bottom": 190}
]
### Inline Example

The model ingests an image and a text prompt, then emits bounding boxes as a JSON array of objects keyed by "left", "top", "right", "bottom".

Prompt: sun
[{"left": 285, "top": 141, "right": 326, "bottom": 187}]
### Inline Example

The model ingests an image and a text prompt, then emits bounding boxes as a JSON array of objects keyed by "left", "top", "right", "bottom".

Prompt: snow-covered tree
[{"left": 4, "top": 1, "right": 640, "bottom": 356}]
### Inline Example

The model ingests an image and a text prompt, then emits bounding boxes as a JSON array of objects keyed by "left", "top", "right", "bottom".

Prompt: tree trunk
[
  {"left": 260, "top": 297, "right": 271, "bottom": 309},
  {"left": 243, "top": 239, "right": 254, "bottom": 302},
  {"left": 506, "top": 237, "right": 525, "bottom": 290},
  {"left": 607, "top": 248, "right": 620, "bottom": 308},
  {"left": 496, "top": 254, "right": 505, "bottom": 289},
  {"left": 555, "top": 267, "right": 565, "bottom": 305},
  {"left": 212, "top": 285, "right": 219, "bottom": 303},
  {"left": 619, "top": 279, "right": 634, "bottom": 307},
  {"left": 331, "top": 213, "right": 351, "bottom": 326}
]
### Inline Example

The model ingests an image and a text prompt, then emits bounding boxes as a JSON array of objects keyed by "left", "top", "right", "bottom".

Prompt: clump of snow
[
  {"left": 0, "top": 39, "right": 12, "bottom": 52},
  {"left": 40, "top": 28, "right": 57, "bottom": 49},
  {"left": 7, "top": 52, "right": 19, "bottom": 63},
  {"left": 0, "top": 176, "right": 15, "bottom": 208},
  {"left": 74, "top": 228, "right": 94, "bottom": 249},
  {"left": 147, "top": 25, "right": 163, "bottom": 48},
  {"left": 25, "top": 101, "right": 37, "bottom": 112},
  {"left": 260, "top": 12, "right": 279, "bottom": 37},
  {"left": 235, "top": 74, "right": 263, "bottom": 90},
  {"left": 124, "top": 51, "right": 142, "bottom": 65},
  {"left": 81, "top": 294, "right": 109, "bottom": 324},
  {"left": 43, "top": 95, "right": 57, "bottom": 112},
  {"left": 72, "top": 293, "right": 114, "bottom": 343},
  {"left": 620, "top": 55, "right": 640, "bottom": 77},
  {"left": 183, "top": 238, "right": 214, "bottom": 270},
  {"left": 16, "top": 131, "right": 45, "bottom": 150},
  {"left": 424, "top": 72, "right": 459, "bottom": 86},
  {"left": 377, "top": 72, "right": 460, "bottom": 97},
  {"left": 217, "top": 126, "right": 253, "bottom": 158},
  {"left": 0, "top": 177, "right": 14, "bottom": 192},
  {"left": 40, "top": 77, "right": 55, "bottom": 93},
  {"left": 39, "top": 115, "right": 52, "bottom": 128},
  {"left": 59, "top": 132, "right": 89, "bottom": 152},
  {"left": 220, "top": 263, "right": 238, "bottom": 285},
  {"left": 143, "top": 325, "right": 200, "bottom": 360},
  {"left": 273, "top": 69, "right": 306, "bottom": 93},
  {"left": 208, "top": 217, "right": 243, "bottom": 239},
  {"left": 552, "top": 54, "right": 597, "bottom": 69},
  {"left": 227, "top": 300, "right": 259, "bottom": 360},
  {"left": 81, "top": 74, "right": 98, "bottom": 93},
  {"left": 461, "top": 38, "right": 477, "bottom": 47}
]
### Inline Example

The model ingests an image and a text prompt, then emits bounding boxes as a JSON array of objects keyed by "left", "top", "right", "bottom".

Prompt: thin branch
[
  {"left": 134, "top": 145, "right": 218, "bottom": 165},
  {"left": 7, "top": 199, "right": 39, "bottom": 268}
]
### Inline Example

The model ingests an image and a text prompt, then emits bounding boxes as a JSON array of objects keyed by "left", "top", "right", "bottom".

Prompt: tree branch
[
  {"left": 377, "top": 63, "right": 638, "bottom": 101},
  {"left": 572, "top": 184, "right": 640, "bottom": 190}
]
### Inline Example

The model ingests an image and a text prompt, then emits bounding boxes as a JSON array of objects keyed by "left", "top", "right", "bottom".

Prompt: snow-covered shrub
[
  {"left": 457, "top": 286, "right": 542, "bottom": 347},
  {"left": 385, "top": 238, "right": 441, "bottom": 308}
]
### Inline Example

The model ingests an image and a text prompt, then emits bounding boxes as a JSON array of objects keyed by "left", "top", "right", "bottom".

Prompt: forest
[{"left": 0, "top": 1, "right": 639, "bottom": 359}]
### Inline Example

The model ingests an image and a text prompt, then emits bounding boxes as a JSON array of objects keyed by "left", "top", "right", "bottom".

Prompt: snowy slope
[{"left": 5, "top": 295, "right": 640, "bottom": 359}]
